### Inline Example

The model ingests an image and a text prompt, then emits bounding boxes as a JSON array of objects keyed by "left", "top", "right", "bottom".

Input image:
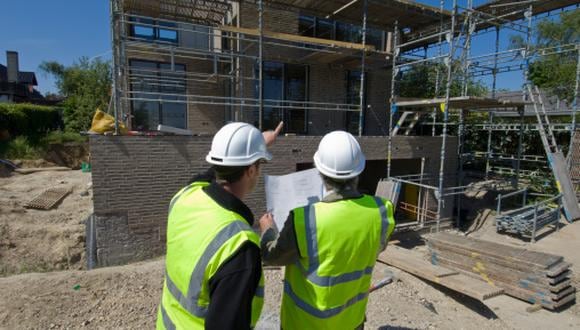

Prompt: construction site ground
[{"left": 2, "top": 169, "right": 580, "bottom": 329}]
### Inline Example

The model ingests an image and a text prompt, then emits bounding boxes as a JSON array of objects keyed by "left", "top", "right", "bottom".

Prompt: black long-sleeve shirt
[{"left": 188, "top": 169, "right": 262, "bottom": 330}]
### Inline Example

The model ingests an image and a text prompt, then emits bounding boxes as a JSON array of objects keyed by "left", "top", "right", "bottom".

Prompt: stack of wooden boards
[
  {"left": 426, "top": 232, "right": 575, "bottom": 310},
  {"left": 378, "top": 245, "right": 504, "bottom": 301}
]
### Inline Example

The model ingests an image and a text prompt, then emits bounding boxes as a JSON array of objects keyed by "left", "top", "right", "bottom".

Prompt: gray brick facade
[{"left": 89, "top": 135, "right": 457, "bottom": 266}]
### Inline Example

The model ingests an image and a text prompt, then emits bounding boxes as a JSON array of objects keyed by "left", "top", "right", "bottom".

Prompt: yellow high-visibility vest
[
  {"left": 282, "top": 195, "right": 395, "bottom": 329},
  {"left": 157, "top": 181, "right": 264, "bottom": 329}
]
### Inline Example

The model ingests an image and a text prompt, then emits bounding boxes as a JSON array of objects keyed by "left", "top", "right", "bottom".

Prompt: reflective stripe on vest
[
  {"left": 164, "top": 220, "right": 251, "bottom": 318},
  {"left": 160, "top": 304, "right": 176, "bottom": 330},
  {"left": 293, "top": 197, "right": 390, "bottom": 287},
  {"left": 159, "top": 184, "right": 264, "bottom": 329},
  {"left": 284, "top": 282, "right": 368, "bottom": 319},
  {"left": 282, "top": 195, "right": 395, "bottom": 327}
]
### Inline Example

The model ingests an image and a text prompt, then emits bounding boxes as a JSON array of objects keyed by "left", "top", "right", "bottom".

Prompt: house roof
[{"left": 0, "top": 63, "right": 38, "bottom": 85}]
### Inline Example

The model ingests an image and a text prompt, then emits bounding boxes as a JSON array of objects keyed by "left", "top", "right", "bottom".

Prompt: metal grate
[{"left": 25, "top": 187, "right": 72, "bottom": 210}]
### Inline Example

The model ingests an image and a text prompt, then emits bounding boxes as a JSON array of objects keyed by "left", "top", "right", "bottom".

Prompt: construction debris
[
  {"left": 25, "top": 187, "right": 72, "bottom": 210},
  {"left": 378, "top": 245, "right": 504, "bottom": 301},
  {"left": 427, "top": 232, "right": 576, "bottom": 310}
]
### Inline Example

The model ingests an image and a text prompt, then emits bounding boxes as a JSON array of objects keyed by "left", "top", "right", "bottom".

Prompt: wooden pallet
[
  {"left": 25, "top": 187, "right": 72, "bottom": 210},
  {"left": 426, "top": 233, "right": 575, "bottom": 310},
  {"left": 378, "top": 246, "right": 504, "bottom": 301}
]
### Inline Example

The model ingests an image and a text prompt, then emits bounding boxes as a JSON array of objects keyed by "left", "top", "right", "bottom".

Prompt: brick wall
[{"left": 90, "top": 134, "right": 457, "bottom": 266}]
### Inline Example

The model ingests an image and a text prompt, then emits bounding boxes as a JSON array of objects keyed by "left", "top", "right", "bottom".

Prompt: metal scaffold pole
[
  {"left": 437, "top": 0, "right": 458, "bottom": 232},
  {"left": 110, "top": 0, "right": 121, "bottom": 134},
  {"left": 387, "top": 21, "right": 399, "bottom": 179},
  {"left": 567, "top": 45, "right": 580, "bottom": 166},
  {"left": 358, "top": 0, "right": 368, "bottom": 137},
  {"left": 516, "top": 107, "right": 524, "bottom": 188},
  {"left": 432, "top": 0, "right": 445, "bottom": 137},
  {"left": 258, "top": 0, "right": 264, "bottom": 130}
]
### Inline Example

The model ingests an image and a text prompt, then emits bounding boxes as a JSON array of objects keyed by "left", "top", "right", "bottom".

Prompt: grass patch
[{"left": 0, "top": 131, "right": 86, "bottom": 160}]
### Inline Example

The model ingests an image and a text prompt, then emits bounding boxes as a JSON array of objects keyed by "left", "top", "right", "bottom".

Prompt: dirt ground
[
  {"left": 2, "top": 171, "right": 580, "bottom": 329},
  {"left": 2, "top": 252, "right": 579, "bottom": 330},
  {"left": 0, "top": 169, "right": 91, "bottom": 275}
]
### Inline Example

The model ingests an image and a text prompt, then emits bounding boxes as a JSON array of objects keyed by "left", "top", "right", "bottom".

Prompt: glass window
[
  {"left": 285, "top": 64, "right": 307, "bottom": 134},
  {"left": 346, "top": 71, "right": 365, "bottom": 134},
  {"left": 316, "top": 18, "right": 334, "bottom": 40},
  {"left": 366, "top": 28, "right": 384, "bottom": 50},
  {"left": 257, "top": 62, "right": 308, "bottom": 134},
  {"left": 262, "top": 62, "right": 284, "bottom": 131},
  {"left": 336, "top": 22, "right": 352, "bottom": 42},
  {"left": 298, "top": 15, "right": 315, "bottom": 37},
  {"left": 129, "top": 60, "right": 187, "bottom": 130},
  {"left": 130, "top": 18, "right": 178, "bottom": 44}
]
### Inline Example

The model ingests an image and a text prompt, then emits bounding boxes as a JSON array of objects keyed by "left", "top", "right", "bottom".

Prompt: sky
[
  {"left": 0, "top": 0, "right": 571, "bottom": 95},
  {"left": 0, "top": 1, "right": 111, "bottom": 95}
]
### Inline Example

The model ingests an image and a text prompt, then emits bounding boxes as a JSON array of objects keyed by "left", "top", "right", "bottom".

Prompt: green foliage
[
  {"left": 0, "top": 103, "right": 61, "bottom": 136},
  {"left": 397, "top": 62, "right": 488, "bottom": 99},
  {"left": 43, "top": 131, "right": 88, "bottom": 144},
  {"left": 0, "top": 131, "right": 86, "bottom": 159},
  {"left": 39, "top": 57, "right": 111, "bottom": 132},
  {"left": 0, "top": 136, "right": 42, "bottom": 159},
  {"left": 511, "top": 9, "right": 580, "bottom": 102}
]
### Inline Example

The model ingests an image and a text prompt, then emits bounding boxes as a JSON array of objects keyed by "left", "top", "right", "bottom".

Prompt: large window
[
  {"left": 298, "top": 15, "right": 384, "bottom": 50},
  {"left": 258, "top": 62, "right": 308, "bottom": 134},
  {"left": 130, "top": 60, "right": 187, "bottom": 130},
  {"left": 129, "top": 18, "right": 178, "bottom": 44},
  {"left": 346, "top": 70, "right": 366, "bottom": 134}
]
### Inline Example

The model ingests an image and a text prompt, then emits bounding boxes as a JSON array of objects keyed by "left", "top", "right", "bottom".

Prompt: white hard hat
[
  {"left": 206, "top": 122, "right": 272, "bottom": 166},
  {"left": 313, "top": 131, "right": 365, "bottom": 180}
]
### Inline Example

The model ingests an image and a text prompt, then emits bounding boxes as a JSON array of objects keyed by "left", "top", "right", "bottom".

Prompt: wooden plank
[
  {"left": 379, "top": 246, "right": 459, "bottom": 278},
  {"left": 219, "top": 25, "right": 378, "bottom": 52},
  {"left": 378, "top": 246, "right": 503, "bottom": 301},
  {"left": 429, "top": 245, "right": 567, "bottom": 286},
  {"left": 433, "top": 255, "right": 570, "bottom": 296},
  {"left": 427, "top": 233, "right": 562, "bottom": 269}
]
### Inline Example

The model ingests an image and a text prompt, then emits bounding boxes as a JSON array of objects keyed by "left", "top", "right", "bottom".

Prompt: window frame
[{"left": 129, "top": 59, "right": 187, "bottom": 130}]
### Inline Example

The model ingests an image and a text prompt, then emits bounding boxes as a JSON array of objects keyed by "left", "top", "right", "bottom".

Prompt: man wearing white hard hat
[
  {"left": 259, "top": 130, "right": 396, "bottom": 329},
  {"left": 157, "top": 122, "right": 282, "bottom": 330}
]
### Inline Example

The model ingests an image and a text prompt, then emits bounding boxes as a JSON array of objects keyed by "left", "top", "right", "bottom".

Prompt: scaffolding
[
  {"left": 109, "top": 0, "right": 580, "bottom": 232},
  {"left": 387, "top": 0, "right": 580, "bottom": 231},
  {"left": 110, "top": 0, "right": 452, "bottom": 135}
]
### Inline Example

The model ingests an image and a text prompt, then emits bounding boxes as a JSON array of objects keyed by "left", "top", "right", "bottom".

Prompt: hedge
[{"left": 0, "top": 103, "right": 62, "bottom": 136}]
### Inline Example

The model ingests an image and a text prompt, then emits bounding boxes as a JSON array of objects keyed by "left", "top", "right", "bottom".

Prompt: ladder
[
  {"left": 527, "top": 85, "right": 580, "bottom": 222},
  {"left": 392, "top": 111, "right": 420, "bottom": 136}
]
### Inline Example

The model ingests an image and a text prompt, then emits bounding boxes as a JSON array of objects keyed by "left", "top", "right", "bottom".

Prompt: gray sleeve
[{"left": 260, "top": 211, "right": 300, "bottom": 266}]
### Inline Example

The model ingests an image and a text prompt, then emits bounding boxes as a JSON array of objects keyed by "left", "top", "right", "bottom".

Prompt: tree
[
  {"left": 40, "top": 57, "right": 112, "bottom": 132},
  {"left": 397, "top": 62, "right": 488, "bottom": 99},
  {"left": 511, "top": 9, "right": 580, "bottom": 102}
]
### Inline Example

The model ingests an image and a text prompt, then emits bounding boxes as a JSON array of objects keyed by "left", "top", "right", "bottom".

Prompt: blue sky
[
  {"left": 0, "top": 0, "right": 570, "bottom": 95},
  {"left": 0, "top": 1, "right": 110, "bottom": 94}
]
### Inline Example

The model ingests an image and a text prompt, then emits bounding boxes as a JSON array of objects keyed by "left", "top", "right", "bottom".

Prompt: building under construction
[{"left": 90, "top": 0, "right": 580, "bottom": 266}]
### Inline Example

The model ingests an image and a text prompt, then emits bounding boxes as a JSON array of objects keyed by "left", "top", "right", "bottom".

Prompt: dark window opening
[
  {"left": 129, "top": 60, "right": 187, "bottom": 130},
  {"left": 346, "top": 70, "right": 366, "bottom": 135},
  {"left": 257, "top": 61, "right": 308, "bottom": 134},
  {"left": 299, "top": 15, "right": 384, "bottom": 50}
]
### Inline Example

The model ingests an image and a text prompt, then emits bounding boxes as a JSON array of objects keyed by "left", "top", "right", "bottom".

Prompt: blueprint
[{"left": 264, "top": 168, "right": 325, "bottom": 230}]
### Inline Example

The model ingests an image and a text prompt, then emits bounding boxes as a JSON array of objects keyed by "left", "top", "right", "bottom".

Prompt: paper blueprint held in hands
[{"left": 264, "top": 168, "right": 325, "bottom": 231}]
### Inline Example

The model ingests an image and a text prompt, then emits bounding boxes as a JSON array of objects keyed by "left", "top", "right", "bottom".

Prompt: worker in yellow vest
[
  {"left": 259, "top": 130, "right": 395, "bottom": 329},
  {"left": 157, "top": 122, "right": 282, "bottom": 329}
]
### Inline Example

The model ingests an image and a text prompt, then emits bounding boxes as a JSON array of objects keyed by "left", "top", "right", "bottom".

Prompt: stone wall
[{"left": 89, "top": 135, "right": 457, "bottom": 267}]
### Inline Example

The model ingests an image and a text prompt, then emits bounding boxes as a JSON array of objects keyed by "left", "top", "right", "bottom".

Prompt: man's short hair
[
  {"left": 214, "top": 165, "right": 250, "bottom": 184},
  {"left": 321, "top": 174, "right": 358, "bottom": 192}
]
